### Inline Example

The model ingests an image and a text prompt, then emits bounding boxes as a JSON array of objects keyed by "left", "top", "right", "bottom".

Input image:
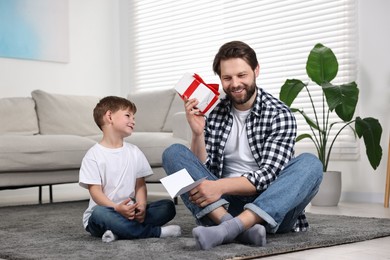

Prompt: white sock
[
  {"left": 160, "top": 225, "right": 182, "bottom": 238},
  {"left": 102, "top": 230, "right": 118, "bottom": 243}
]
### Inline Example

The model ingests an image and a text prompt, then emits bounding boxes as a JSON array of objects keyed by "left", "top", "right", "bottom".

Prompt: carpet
[{"left": 1, "top": 200, "right": 390, "bottom": 260}]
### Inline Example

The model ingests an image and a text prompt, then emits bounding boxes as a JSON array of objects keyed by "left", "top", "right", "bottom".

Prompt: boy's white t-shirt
[{"left": 79, "top": 142, "right": 153, "bottom": 229}]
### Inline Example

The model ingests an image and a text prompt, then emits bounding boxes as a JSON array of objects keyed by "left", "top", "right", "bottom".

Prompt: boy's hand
[
  {"left": 115, "top": 199, "right": 138, "bottom": 220},
  {"left": 134, "top": 203, "right": 147, "bottom": 223}
]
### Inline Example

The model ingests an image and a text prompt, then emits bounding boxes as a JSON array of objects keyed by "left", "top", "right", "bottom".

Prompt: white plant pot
[{"left": 310, "top": 171, "right": 342, "bottom": 206}]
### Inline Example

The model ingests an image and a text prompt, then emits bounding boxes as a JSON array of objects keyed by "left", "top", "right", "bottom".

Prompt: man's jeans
[
  {"left": 162, "top": 144, "right": 323, "bottom": 233},
  {"left": 86, "top": 199, "right": 176, "bottom": 239}
]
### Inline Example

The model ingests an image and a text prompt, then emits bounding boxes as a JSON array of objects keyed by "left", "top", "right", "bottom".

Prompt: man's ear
[{"left": 254, "top": 64, "right": 260, "bottom": 77}]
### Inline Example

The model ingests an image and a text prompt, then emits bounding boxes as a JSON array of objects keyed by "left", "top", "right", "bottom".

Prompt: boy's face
[{"left": 109, "top": 108, "right": 135, "bottom": 137}]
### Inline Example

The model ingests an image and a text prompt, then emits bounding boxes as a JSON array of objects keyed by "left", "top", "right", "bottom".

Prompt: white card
[{"left": 160, "top": 168, "right": 206, "bottom": 198}]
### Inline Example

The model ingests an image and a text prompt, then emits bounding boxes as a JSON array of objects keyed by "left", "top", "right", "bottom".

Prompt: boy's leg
[
  {"left": 87, "top": 206, "right": 162, "bottom": 239},
  {"left": 143, "top": 199, "right": 176, "bottom": 226},
  {"left": 244, "top": 153, "right": 323, "bottom": 234}
]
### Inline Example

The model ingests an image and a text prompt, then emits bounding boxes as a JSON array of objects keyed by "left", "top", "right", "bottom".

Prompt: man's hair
[
  {"left": 93, "top": 96, "right": 137, "bottom": 130},
  {"left": 212, "top": 41, "right": 259, "bottom": 77}
]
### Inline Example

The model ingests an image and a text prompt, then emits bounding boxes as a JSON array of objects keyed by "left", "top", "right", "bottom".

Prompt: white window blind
[{"left": 125, "top": 0, "right": 358, "bottom": 160}]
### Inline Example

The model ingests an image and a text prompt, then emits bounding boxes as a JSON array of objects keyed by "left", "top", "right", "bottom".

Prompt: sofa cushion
[
  {"left": 31, "top": 90, "right": 101, "bottom": 136},
  {"left": 0, "top": 135, "right": 96, "bottom": 172},
  {"left": 86, "top": 132, "right": 189, "bottom": 167},
  {"left": 128, "top": 88, "right": 176, "bottom": 132},
  {"left": 162, "top": 94, "right": 184, "bottom": 132},
  {"left": 0, "top": 97, "right": 39, "bottom": 135},
  {"left": 126, "top": 132, "right": 189, "bottom": 166}
]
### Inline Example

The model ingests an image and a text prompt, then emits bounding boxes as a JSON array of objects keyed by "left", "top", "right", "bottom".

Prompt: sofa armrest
[{"left": 172, "top": 112, "right": 192, "bottom": 143}]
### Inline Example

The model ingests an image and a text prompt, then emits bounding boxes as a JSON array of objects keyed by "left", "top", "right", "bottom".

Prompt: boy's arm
[
  {"left": 88, "top": 184, "right": 117, "bottom": 207},
  {"left": 88, "top": 184, "right": 136, "bottom": 219},
  {"left": 134, "top": 177, "right": 147, "bottom": 223}
]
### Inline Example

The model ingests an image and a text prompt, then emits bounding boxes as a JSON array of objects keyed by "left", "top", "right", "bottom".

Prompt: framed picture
[{"left": 0, "top": 0, "right": 69, "bottom": 63}]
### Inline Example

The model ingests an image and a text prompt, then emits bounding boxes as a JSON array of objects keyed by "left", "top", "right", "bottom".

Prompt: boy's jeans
[
  {"left": 86, "top": 199, "right": 176, "bottom": 239},
  {"left": 162, "top": 144, "right": 323, "bottom": 233}
]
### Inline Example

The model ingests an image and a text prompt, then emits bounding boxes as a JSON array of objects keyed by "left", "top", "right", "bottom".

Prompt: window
[{"left": 123, "top": 0, "right": 358, "bottom": 159}]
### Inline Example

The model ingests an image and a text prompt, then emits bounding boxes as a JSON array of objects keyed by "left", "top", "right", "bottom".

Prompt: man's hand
[
  {"left": 189, "top": 180, "right": 222, "bottom": 207},
  {"left": 184, "top": 97, "right": 205, "bottom": 136}
]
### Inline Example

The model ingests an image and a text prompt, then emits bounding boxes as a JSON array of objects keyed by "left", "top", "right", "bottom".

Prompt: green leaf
[
  {"left": 296, "top": 133, "right": 313, "bottom": 142},
  {"left": 306, "top": 43, "right": 338, "bottom": 85},
  {"left": 279, "top": 79, "right": 306, "bottom": 107},
  {"left": 322, "top": 82, "right": 359, "bottom": 121},
  {"left": 355, "top": 117, "right": 383, "bottom": 170},
  {"left": 294, "top": 108, "right": 321, "bottom": 132}
]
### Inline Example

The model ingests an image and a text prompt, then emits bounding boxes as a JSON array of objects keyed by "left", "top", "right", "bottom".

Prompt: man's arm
[
  {"left": 189, "top": 177, "right": 257, "bottom": 207},
  {"left": 184, "top": 98, "right": 208, "bottom": 162}
]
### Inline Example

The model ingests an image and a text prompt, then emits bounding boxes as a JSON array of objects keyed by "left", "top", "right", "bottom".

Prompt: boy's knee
[{"left": 160, "top": 199, "right": 177, "bottom": 220}]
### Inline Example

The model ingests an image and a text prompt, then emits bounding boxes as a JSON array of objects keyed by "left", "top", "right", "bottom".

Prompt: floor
[{"left": 1, "top": 184, "right": 390, "bottom": 260}]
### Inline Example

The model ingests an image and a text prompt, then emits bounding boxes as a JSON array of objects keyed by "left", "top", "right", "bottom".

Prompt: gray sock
[
  {"left": 192, "top": 217, "right": 244, "bottom": 250},
  {"left": 220, "top": 213, "right": 233, "bottom": 222},
  {"left": 221, "top": 213, "right": 266, "bottom": 246},
  {"left": 236, "top": 224, "right": 266, "bottom": 246}
]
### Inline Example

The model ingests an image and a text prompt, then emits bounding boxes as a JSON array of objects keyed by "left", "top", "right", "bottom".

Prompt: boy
[{"left": 79, "top": 96, "right": 181, "bottom": 242}]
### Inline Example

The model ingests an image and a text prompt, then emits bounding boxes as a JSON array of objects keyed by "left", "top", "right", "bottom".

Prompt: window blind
[{"left": 125, "top": 0, "right": 358, "bottom": 160}]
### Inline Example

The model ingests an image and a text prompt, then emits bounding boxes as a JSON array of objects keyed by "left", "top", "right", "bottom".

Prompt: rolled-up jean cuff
[
  {"left": 195, "top": 199, "right": 229, "bottom": 221},
  {"left": 244, "top": 203, "right": 278, "bottom": 233}
]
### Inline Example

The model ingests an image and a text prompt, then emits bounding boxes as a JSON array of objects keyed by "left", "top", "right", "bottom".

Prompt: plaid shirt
[{"left": 204, "top": 87, "right": 308, "bottom": 232}]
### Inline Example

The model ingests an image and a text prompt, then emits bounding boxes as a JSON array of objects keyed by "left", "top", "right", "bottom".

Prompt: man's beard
[{"left": 224, "top": 81, "right": 257, "bottom": 105}]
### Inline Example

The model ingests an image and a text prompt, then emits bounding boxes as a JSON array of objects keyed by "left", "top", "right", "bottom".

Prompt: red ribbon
[{"left": 180, "top": 74, "right": 219, "bottom": 114}]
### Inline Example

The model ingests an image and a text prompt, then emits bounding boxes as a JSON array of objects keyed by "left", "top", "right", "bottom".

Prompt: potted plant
[{"left": 279, "top": 43, "right": 383, "bottom": 206}]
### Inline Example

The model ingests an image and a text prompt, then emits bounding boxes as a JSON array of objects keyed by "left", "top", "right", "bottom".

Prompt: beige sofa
[{"left": 0, "top": 88, "right": 190, "bottom": 203}]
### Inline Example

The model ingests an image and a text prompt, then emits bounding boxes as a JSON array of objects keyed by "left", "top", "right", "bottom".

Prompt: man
[{"left": 162, "top": 41, "right": 323, "bottom": 250}]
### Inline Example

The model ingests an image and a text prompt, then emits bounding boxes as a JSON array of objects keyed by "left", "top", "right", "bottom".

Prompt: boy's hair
[
  {"left": 93, "top": 96, "right": 137, "bottom": 130},
  {"left": 212, "top": 41, "right": 259, "bottom": 77}
]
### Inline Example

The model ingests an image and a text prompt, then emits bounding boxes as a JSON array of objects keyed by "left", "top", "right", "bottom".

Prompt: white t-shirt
[
  {"left": 79, "top": 142, "right": 153, "bottom": 229},
  {"left": 223, "top": 107, "right": 258, "bottom": 178}
]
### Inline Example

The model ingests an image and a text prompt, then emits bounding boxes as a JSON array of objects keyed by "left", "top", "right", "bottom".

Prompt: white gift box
[{"left": 174, "top": 73, "right": 219, "bottom": 114}]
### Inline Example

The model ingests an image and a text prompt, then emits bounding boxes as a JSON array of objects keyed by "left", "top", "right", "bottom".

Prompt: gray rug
[{"left": 1, "top": 200, "right": 390, "bottom": 260}]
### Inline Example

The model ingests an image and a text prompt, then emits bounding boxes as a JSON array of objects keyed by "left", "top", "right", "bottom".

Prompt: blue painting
[{"left": 0, "top": 0, "right": 68, "bottom": 62}]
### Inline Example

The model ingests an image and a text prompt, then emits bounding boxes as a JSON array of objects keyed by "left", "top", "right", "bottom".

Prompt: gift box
[{"left": 174, "top": 73, "right": 220, "bottom": 115}]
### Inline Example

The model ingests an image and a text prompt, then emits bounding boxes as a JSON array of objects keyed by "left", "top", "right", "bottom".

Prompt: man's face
[{"left": 220, "top": 58, "right": 259, "bottom": 110}]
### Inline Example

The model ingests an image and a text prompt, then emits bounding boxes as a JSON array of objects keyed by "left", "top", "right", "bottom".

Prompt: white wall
[
  {"left": 338, "top": 0, "right": 390, "bottom": 204},
  {"left": 0, "top": 0, "right": 122, "bottom": 98},
  {"left": 0, "top": 0, "right": 388, "bottom": 204}
]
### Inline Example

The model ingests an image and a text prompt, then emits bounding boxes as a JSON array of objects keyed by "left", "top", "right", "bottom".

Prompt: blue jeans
[
  {"left": 86, "top": 199, "right": 176, "bottom": 239},
  {"left": 162, "top": 144, "right": 323, "bottom": 234}
]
